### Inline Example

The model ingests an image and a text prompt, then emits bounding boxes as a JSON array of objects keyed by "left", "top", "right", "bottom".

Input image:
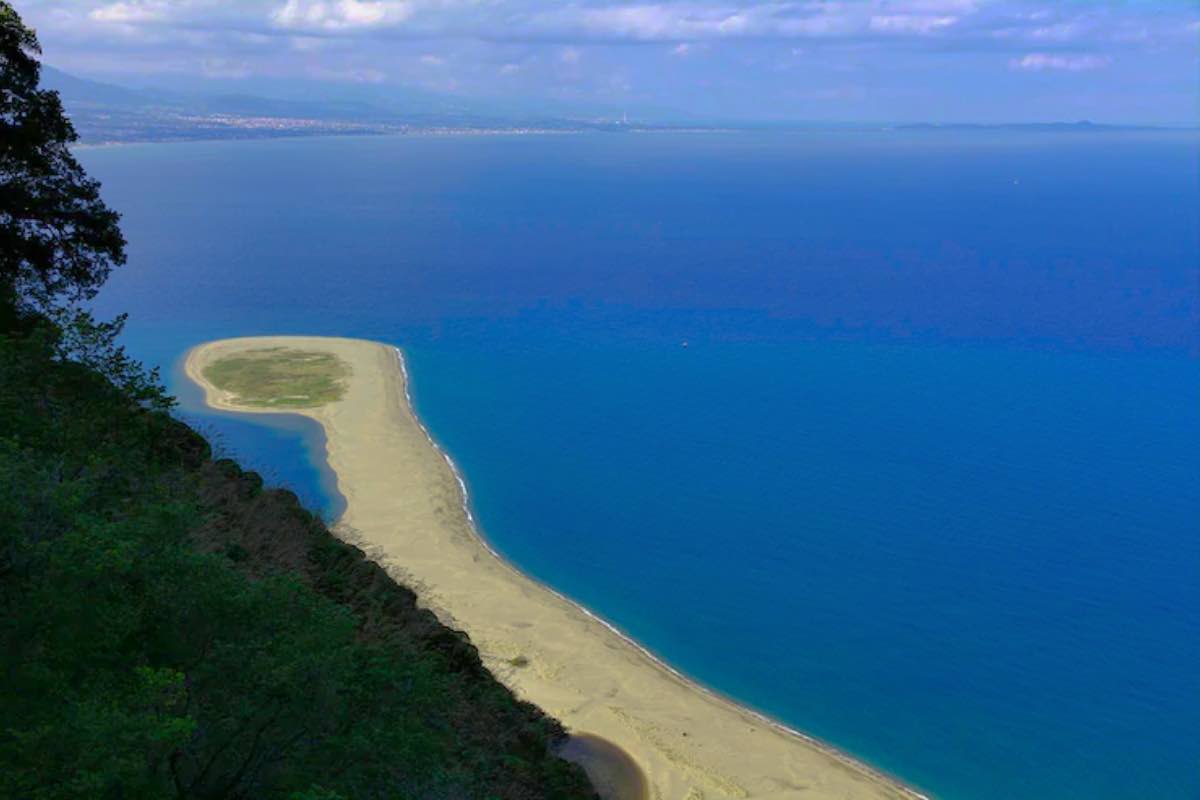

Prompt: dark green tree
[
  {"left": 0, "top": 1, "right": 125, "bottom": 324},
  {"left": 0, "top": 3, "right": 165, "bottom": 407}
]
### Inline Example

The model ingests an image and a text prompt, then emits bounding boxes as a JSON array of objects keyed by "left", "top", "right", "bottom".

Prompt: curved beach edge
[{"left": 184, "top": 335, "right": 931, "bottom": 800}]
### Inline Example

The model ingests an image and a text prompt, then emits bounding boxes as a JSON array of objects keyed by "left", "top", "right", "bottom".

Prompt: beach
[{"left": 185, "top": 335, "right": 926, "bottom": 800}]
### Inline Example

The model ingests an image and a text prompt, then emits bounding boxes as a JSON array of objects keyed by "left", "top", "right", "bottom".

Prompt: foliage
[
  {"left": 203, "top": 348, "right": 351, "bottom": 408},
  {"left": 1, "top": 4, "right": 165, "bottom": 413},
  {"left": 0, "top": 318, "right": 596, "bottom": 800},
  {"left": 0, "top": 0, "right": 126, "bottom": 320}
]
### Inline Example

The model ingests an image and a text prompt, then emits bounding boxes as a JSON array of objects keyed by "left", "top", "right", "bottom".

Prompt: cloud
[
  {"left": 271, "top": 0, "right": 415, "bottom": 32},
  {"left": 289, "top": 35, "right": 326, "bottom": 51},
  {"left": 419, "top": 53, "right": 445, "bottom": 66},
  {"left": 1029, "top": 21, "right": 1081, "bottom": 42},
  {"left": 533, "top": 4, "right": 843, "bottom": 42},
  {"left": 569, "top": 5, "right": 745, "bottom": 40},
  {"left": 20, "top": 0, "right": 1198, "bottom": 125},
  {"left": 310, "top": 66, "right": 388, "bottom": 82},
  {"left": 89, "top": 1, "right": 168, "bottom": 24},
  {"left": 48, "top": 0, "right": 1200, "bottom": 51},
  {"left": 1010, "top": 52, "right": 1111, "bottom": 72},
  {"left": 201, "top": 57, "right": 252, "bottom": 79},
  {"left": 869, "top": 15, "right": 959, "bottom": 35}
]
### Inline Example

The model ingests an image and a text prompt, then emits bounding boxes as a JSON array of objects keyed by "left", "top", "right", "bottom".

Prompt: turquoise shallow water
[{"left": 83, "top": 131, "right": 1198, "bottom": 800}]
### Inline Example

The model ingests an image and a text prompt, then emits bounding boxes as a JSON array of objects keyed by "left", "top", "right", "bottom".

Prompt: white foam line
[{"left": 390, "top": 346, "right": 930, "bottom": 800}]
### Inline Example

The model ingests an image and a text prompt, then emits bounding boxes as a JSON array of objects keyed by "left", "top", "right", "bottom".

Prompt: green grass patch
[{"left": 203, "top": 347, "right": 351, "bottom": 408}]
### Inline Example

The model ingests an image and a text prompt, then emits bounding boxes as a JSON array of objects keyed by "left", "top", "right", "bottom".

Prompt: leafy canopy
[
  {"left": 1, "top": 1, "right": 125, "bottom": 320},
  {"left": 0, "top": 3, "right": 166, "bottom": 407}
]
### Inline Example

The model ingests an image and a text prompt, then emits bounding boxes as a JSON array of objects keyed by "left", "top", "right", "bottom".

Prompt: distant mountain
[
  {"left": 49, "top": 66, "right": 1177, "bottom": 145},
  {"left": 43, "top": 66, "right": 608, "bottom": 144},
  {"left": 43, "top": 67, "right": 406, "bottom": 142},
  {"left": 41, "top": 66, "right": 150, "bottom": 108},
  {"left": 45, "top": 66, "right": 715, "bottom": 144}
]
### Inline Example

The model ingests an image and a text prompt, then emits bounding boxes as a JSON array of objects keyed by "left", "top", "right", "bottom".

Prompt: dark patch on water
[{"left": 557, "top": 734, "right": 648, "bottom": 800}]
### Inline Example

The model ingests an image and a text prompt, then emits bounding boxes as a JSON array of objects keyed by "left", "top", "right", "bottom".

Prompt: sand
[{"left": 185, "top": 335, "right": 927, "bottom": 800}]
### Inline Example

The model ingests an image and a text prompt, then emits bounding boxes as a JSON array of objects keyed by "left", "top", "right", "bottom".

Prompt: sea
[{"left": 80, "top": 130, "right": 1199, "bottom": 800}]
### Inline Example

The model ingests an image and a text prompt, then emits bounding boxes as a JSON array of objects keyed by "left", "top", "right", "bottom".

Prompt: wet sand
[{"left": 186, "top": 335, "right": 928, "bottom": 800}]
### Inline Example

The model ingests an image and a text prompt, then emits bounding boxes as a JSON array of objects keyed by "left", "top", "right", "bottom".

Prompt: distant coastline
[
  {"left": 186, "top": 335, "right": 929, "bottom": 800},
  {"left": 73, "top": 120, "right": 1196, "bottom": 148}
]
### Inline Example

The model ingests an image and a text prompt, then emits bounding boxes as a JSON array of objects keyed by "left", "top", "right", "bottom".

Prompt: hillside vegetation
[
  {"left": 0, "top": 329, "right": 596, "bottom": 800},
  {"left": 0, "top": 3, "right": 596, "bottom": 797}
]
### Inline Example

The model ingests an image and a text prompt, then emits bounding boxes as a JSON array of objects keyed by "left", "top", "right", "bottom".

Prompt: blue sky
[{"left": 20, "top": 0, "right": 1200, "bottom": 123}]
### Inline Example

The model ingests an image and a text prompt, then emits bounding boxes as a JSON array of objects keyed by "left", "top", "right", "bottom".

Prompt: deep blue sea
[{"left": 81, "top": 131, "right": 1199, "bottom": 800}]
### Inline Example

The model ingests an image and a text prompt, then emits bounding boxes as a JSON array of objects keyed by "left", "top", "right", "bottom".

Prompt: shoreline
[
  {"left": 186, "top": 335, "right": 930, "bottom": 800},
  {"left": 389, "top": 345, "right": 927, "bottom": 798}
]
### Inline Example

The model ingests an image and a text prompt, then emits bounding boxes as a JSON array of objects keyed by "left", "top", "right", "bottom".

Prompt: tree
[
  {"left": 0, "top": 4, "right": 163, "bottom": 406},
  {"left": 0, "top": 1, "right": 125, "bottom": 324}
]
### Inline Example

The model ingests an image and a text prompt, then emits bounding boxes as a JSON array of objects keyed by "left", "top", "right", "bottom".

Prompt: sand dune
[{"left": 186, "top": 335, "right": 926, "bottom": 800}]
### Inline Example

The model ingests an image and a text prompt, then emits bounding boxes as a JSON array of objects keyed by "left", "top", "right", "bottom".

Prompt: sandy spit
[{"left": 185, "top": 335, "right": 928, "bottom": 800}]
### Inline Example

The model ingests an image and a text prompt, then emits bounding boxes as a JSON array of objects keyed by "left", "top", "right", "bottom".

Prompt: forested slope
[
  {"left": 0, "top": 2, "right": 596, "bottom": 796},
  {"left": 0, "top": 317, "right": 597, "bottom": 800}
]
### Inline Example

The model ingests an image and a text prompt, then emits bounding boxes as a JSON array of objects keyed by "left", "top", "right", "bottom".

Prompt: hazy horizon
[{"left": 22, "top": 0, "right": 1200, "bottom": 127}]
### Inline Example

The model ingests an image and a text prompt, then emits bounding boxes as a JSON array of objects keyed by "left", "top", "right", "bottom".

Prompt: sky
[{"left": 18, "top": 0, "right": 1200, "bottom": 124}]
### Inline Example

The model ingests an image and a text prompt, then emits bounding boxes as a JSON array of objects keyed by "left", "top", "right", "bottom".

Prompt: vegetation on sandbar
[{"left": 203, "top": 347, "right": 351, "bottom": 408}]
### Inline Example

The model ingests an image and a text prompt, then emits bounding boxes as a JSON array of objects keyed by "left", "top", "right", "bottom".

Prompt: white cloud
[
  {"left": 89, "top": 1, "right": 168, "bottom": 24},
  {"left": 271, "top": 0, "right": 415, "bottom": 32},
  {"left": 201, "top": 57, "right": 252, "bottom": 79},
  {"left": 894, "top": 0, "right": 978, "bottom": 11},
  {"left": 1029, "top": 22, "right": 1081, "bottom": 42},
  {"left": 19, "top": 0, "right": 1195, "bottom": 127},
  {"left": 290, "top": 35, "right": 326, "bottom": 51},
  {"left": 869, "top": 14, "right": 958, "bottom": 34},
  {"left": 774, "top": 13, "right": 855, "bottom": 37},
  {"left": 56, "top": 0, "right": 1200, "bottom": 52},
  {"left": 310, "top": 66, "right": 388, "bottom": 82},
  {"left": 562, "top": 5, "right": 754, "bottom": 41},
  {"left": 1010, "top": 53, "right": 1111, "bottom": 72},
  {"left": 530, "top": 3, "right": 971, "bottom": 43}
]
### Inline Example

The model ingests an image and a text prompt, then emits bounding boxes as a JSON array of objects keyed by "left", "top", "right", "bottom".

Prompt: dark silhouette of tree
[
  {"left": 0, "top": 1, "right": 125, "bottom": 324},
  {"left": 0, "top": 3, "right": 161, "bottom": 407},
  {"left": 0, "top": 9, "right": 596, "bottom": 799}
]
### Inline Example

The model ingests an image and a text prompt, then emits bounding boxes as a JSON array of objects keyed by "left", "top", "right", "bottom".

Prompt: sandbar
[{"left": 185, "top": 335, "right": 927, "bottom": 800}]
